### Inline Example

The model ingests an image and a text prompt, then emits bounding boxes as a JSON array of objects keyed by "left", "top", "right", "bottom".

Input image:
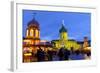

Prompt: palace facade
[
  {"left": 51, "top": 23, "right": 81, "bottom": 50},
  {"left": 23, "top": 18, "right": 52, "bottom": 62}
]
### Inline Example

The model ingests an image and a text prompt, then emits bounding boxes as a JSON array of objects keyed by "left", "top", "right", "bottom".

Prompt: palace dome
[
  {"left": 59, "top": 24, "right": 67, "bottom": 33},
  {"left": 28, "top": 18, "right": 39, "bottom": 28}
]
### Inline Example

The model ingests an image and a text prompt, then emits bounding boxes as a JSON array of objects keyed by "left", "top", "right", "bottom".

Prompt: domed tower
[
  {"left": 59, "top": 20, "right": 68, "bottom": 47},
  {"left": 26, "top": 18, "right": 40, "bottom": 38},
  {"left": 26, "top": 18, "right": 40, "bottom": 45},
  {"left": 59, "top": 20, "right": 68, "bottom": 41}
]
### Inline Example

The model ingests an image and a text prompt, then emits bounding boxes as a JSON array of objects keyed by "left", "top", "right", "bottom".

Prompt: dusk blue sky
[{"left": 23, "top": 10, "right": 91, "bottom": 41}]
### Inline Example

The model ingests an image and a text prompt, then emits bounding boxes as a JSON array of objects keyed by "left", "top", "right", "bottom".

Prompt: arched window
[
  {"left": 35, "top": 29, "right": 38, "bottom": 38},
  {"left": 26, "top": 29, "right": 29, "bottom": 37},
  {"left": 30, "top": 29, "right": 33, "bottom": 37}
]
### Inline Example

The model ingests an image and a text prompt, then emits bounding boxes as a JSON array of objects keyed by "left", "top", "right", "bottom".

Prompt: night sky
[{"left": 23, "top": 10, "right": 91, "bottom": 41}]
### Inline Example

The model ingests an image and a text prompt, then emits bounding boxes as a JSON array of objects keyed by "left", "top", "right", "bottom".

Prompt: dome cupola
[{"left": 59, "top": 24, "right": 67, "bottom": 33}]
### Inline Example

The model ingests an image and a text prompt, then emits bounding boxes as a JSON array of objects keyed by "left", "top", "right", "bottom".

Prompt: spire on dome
[
  {"left": 27, "top": 13, "right": 39, "bottom": 28},
  {"left": 32, "top": 13, "right": 37, "bottom": 19},
  {"left": 62, "top": 20, "right": 65, "bottom": 26},
  {"left": 59, "top": 20, "right": 67, "bottom": 33}
]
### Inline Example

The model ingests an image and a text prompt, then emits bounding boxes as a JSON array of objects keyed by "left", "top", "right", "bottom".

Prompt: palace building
[
  {"left": 23, "top": 18, "right": 52, "bottom": 62},
  {"left": 23, "top": 18, "right": 40, "bottom": 53},
  {"left": 51, "top": 22, "right": 81, "bottom": 50}
]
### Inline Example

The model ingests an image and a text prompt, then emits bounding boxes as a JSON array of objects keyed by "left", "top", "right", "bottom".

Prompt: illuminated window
[
  {"left": 35, "top": 29, "right": 38, "bottom": 38},
  {"left": 30, "top": 29, "right": 33, "bottom": 37}
]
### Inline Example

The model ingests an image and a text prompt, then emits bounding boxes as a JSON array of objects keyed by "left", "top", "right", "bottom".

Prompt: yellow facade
[
  {"left": 60, "top": 32, "right": 68, "bottom": 40},
  {"left": 52, "top": 24, "right": 81, "bottom": 50},
  {"left": 53, "top": 40, "right": 81, "bottom": 50}
]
